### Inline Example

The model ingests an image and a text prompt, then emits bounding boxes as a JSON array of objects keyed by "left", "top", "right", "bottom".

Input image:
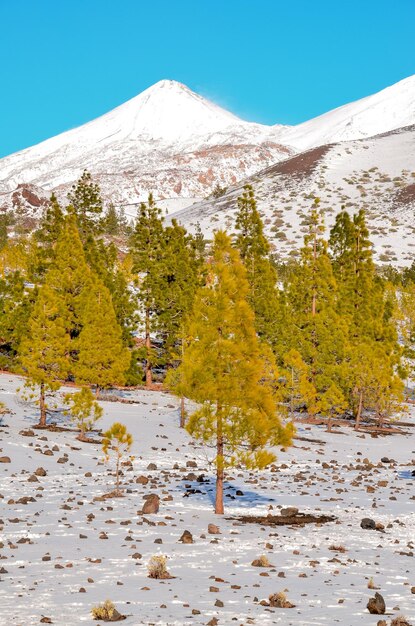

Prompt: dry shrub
[
  {"left": 251, "top": 554, "right": 272, "bottom": 567},
  {"left": 91, "top": 599, "right": 125, "bottom": 621},
  {"left": 328, "top": 544, "right": 346, "bottom": 553},
  {"left": 147, "top": 555, "right": 171, "bottom": 579},
  {"left": 391, "top": 616, "right": 411, "bottom": 626},
  {"left": 269, "top": 591, "right": 295, "bottom": 608}
]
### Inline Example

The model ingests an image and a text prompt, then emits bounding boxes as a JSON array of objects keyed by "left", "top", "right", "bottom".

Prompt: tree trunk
[
  {"left": 145, "top": 306, "right": 152, "bottom": 388},
  {"left": 180, "top": 396, "right": 185, "bottom": 428},
  {"left": 78, "top": 422, "right": 86, "bottom": 442},
  {"left": 354, "top": 390, "right": 363, "bottom": 430},
  {"left": 116, "top": 451, "right": 120, "bottom": 493},
  {"left": 39, "top": 382, "right": 47, "bottom": 427},
  {"left": 215, "top": 410, "right": 224, "bottom": 515}
]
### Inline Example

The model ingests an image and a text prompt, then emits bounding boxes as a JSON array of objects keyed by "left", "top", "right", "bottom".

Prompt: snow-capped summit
[
  {"left": 0, "top": 79, "right": 291, "bottom": 208},
  {"left": 111, "top": 79, "right": 242, "bottom": 142}
]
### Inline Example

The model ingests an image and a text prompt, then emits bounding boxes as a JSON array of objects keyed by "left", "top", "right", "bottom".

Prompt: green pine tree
[
  {"left": 0, "top": 270, "right": 34, "bottom": 369},
  {"left": 234, "top": 185, "right": 281, "bottom": 346},
  {"left": 282, "top": 200, "right": 347, "bottom": 419},
  {"left": 64, "top": 387, "right": 103, "bottom": 441},
  {"left": 158, "top": 219, "right": 202, "bottom": 361},
  {"left": 75, "top": 274, "right": 131, "bottom": 396},
  {"left": 19, "top": 284, "right": 70, "bottom": 426},
  {"left": 130, "top": 193, "right": 166, "bottom": 386},
  {"left": 44, "top": 215, "right": 91, "bottom": 345},
  {"left": 329, "top": 208, "right": 401, "bottom": 422},
  {"left": 167, "top": 231, "right": 293, "bottom": 514},
  {"left": 102, "top": 422, "right": 133, "bottom": 495},
  {"left": 29, "top": 193, "right": 65, "bottom": 280},
  {"left": 67, "top": 170, "right": 103, "bottom": 240},
  {"left": 103, "top": 203, "right": 120, "bottom": 236}
]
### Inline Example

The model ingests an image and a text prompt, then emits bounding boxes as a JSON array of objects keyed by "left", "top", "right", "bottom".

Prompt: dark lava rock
[
  {"left": 360, "top": 518, "right": 376, "bottom": 530},
  {"left": 367, "top": 592, "right": 386, "bottom": 614},
  {"left": 142, "top": 494, "right": 160, "bottom": 514}
]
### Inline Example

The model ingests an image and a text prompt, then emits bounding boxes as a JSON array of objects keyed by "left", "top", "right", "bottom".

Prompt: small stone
[
  {"left": 179, "top": 530, "right": 193, "bottom": 544},
  {"left": 136, "top": 475, "right": 149, "bottom": 485},
  {"left": 208, "top": 523, "right": 220, "bottom": 534},
  {"left": 142, "top": 494, "right": 160, "bottom": 514},
  {"left": 281, "top": 507, "right": 299, "bottom": 517}
]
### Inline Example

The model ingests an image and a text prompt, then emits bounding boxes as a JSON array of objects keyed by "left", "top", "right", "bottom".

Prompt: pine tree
[
  {"left": 19, "top": 284, "right": 70, "bottom": 426},
  {"left": 282, "top": 349, "right": 318, "bottom": 419},
  {"left": 0, "top": 212, "right": 10, "bottom": 251},
  {"left": 319, "top": 382, "right": 347, "bottom": 432},
  {"left": 329, "top": 208, "right": 401, "bottom": 422},
  {"left": 234, "top": 185, "right": 281, "bottom": 346},
  {"left": 397, "top": 281, "right": 415, "bottom": 394},
  {"left": 158, "top": 219, "right": 201, "bottom": 362},
  {"left": 329, "top": 208, "right": 391, "bottom": 342},
  {"left": 0, "top": 270, "right": 34, "bottom": 368},
  {"left": 102, "top": 423, "right": 133, "bottom": 495},
  {"left": 83, "top": 236, "right": 136, "bottom": 345},
  {"left": 75, "top": 275, "right": 131, "bottom": 395},
  {"left": 167, "top": 231, "right": 293, "bottom": 514},
  {"left": 30, "top": 193, "right": 64, "bottom": 280},
  {"left": 130, "top": 193, "right": 166, "bottom": 386},
  {"left": 103, "top": 203, "right": 119, "bottom": 236},
  {"left": 348, "top": 341, "right": 403, "bottom": 430},
  {"left": 64, "top": 387, "right": 103, "bottom": 441},
  {"left": 67, "top": 170, "right": 103, "bottom": 240},
  {"left": 44, "top": 215, "right": 90, "bottom": 345},
  {"left": 191, "top": 222, "right": 206, "bottom": 263},
  {"left": 282, "top": 201, "right": 347, "bottom": 419}
]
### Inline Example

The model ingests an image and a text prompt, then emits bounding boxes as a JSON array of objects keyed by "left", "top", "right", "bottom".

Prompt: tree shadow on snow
[{"left": 178, "top": 477, "right": 275, "bottom": 508}]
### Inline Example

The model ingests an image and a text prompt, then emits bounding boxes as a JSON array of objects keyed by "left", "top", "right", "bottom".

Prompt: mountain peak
[
  {"left": 145, "top": 79, "right": 190, "bottom": 92},
  {"left": 60, "top": 78, "right": 245, "bottom": 147}
]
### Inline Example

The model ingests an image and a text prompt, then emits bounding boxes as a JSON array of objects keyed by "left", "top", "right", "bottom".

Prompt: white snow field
[{"left": 0, "top": 373, "right": 414, "bottom": 626}]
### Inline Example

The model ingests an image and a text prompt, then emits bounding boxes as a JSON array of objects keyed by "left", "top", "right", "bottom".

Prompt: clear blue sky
[{"left": 1, "top": 0, "right": 414, "bottom": 158}]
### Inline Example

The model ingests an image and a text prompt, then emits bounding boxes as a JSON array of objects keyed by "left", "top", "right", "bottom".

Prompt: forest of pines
[{"left": 0, "top": 170, "right": 414, "bottom": 512}]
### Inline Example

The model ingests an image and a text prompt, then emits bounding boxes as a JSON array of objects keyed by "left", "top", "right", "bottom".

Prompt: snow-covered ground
[{"left": 0, "top": 373, "right": 414, "bottom": 625}]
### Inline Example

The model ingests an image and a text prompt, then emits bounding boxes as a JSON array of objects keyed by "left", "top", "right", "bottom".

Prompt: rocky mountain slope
[{"left": 174, "top": 125, "right": 415, "bottom": 266}]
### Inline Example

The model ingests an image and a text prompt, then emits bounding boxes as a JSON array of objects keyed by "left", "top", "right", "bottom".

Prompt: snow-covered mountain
[
  {"left": 275, "top": 74, "right": 415, "bottom": 150},
  {"left": 174, "top": 124, "right": 415, "bottom": 266},
  {"left": 1, "top": 74, "right": 415, "bottom": 261},
  {"left": 0, "top": 80, "right": 291, "bottom": 213}
]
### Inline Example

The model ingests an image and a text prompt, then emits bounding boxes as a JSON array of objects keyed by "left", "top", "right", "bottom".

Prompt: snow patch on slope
[{"left": 275, "top": 74, "right": 415, "bottom": 150}]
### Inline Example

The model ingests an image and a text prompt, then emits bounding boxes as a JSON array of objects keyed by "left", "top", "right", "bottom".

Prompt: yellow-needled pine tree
[
  {"left": 19, "top": 284, "right": 70, "bottom": 427},
  {"left": 167, "top": 231, "right": 293, "bottom": 514},
  {"left": 75, "top": 274, "right": 131, "bottom": 396}
]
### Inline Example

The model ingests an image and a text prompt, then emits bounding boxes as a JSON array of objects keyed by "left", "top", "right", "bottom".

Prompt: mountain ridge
[{"left": 1, "top": 74, "right": 415, "bottom": 261}]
